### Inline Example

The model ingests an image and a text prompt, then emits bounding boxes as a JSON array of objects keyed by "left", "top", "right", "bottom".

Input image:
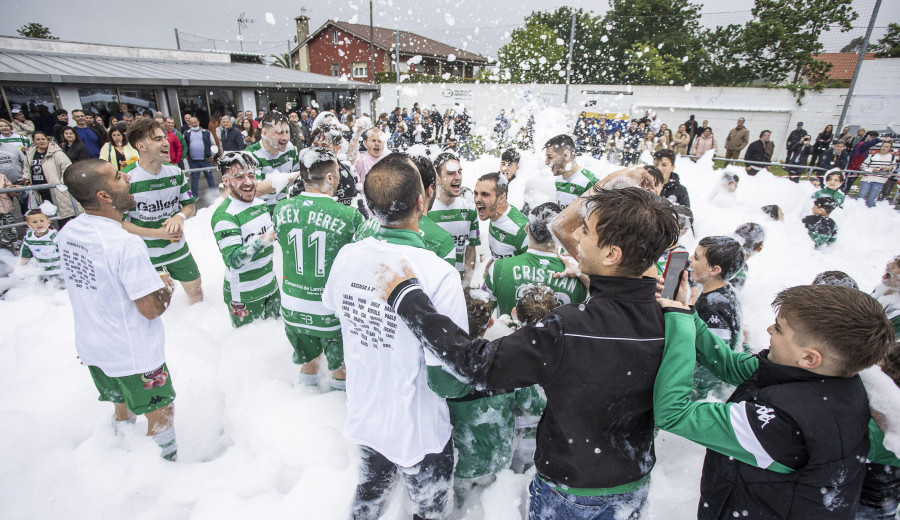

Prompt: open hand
[{"left": 375, "top": 261, "right": 414, "bottom": 301}]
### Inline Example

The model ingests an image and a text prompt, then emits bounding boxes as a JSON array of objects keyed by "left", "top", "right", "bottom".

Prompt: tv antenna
[{"left": 237, "top": 12, "right": 255, "bottom": 51}]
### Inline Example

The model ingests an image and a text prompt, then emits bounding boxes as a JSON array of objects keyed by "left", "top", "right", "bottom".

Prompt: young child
[
  {"left": 0, "top": 172, "right": 20, "bottom": 252},
  {"left": 655, "top": 204, "right": 693, "bottom": 276},
  {"left": 656, "top": 284, "right": 897, "bottom": 519},
  {"left": 689, "top": 236, "right": 745, "bottom": 399},
  {"left": 722, "top": 171, "right": 739, "bottom": 192},
  {"left": 872, "top": 255, "right": 900, "bottom": 339},
  {"left": 19, "top": 209, "right": 62, "bottom": 281},
  {"left": 499, "top": 148, "right": 520, "bottom": 183},
  {"left": 812, "top": 270, "right": 859, "bottom": 290},
  {"left": 730, "top": 222, "right": 765, "bottom": 290},
  {"left": 709, "top": 172, "right": 739, "bottom": 208},
  {"left": 448, "top": 288, "right": 518, "bottom": 503},
  {"left": 803, "top": 196, "right": 839, "bottom": 247},
  {"left": 508, "top": 283, "right": 552, "bottom": 474},
  {"left": 761, "top": 204, "right": 784, "bottom": 221},
  {"left": 813, "top": 169, "right": 847, "bottom": 206}
]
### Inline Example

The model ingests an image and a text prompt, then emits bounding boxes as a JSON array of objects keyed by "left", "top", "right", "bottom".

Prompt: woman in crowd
[
  {"left": 640, "top": 130, "right": 657, "bottom": 154},
  {"left": 672, "top": 124, "right": 690, "bottom": 155},
  {"left": 811, "top": 124, "right": 834, "bottom": 167},
  {"left": 608, "top": 129, "right": 624, "bottom": 165},
  {"left": 98, "top": 122, "right": 139, "bottom": 171},
  {"left": 60, "top": 127, "right": 91, "bottom": 163},
  {"left": 106, "top": 116, "right": 119, "bottom": 136},
  {"left": 240, "top": 118, "right": 258, "bottom": 145},
  {"left": 692, "top": 127, "right": 718, "bottom": 157},
  {"left": 656, "top": 133, "right": 672, "bottom": 151},
  {"left": 24, "top": 131, "right": 79, "bottom": 225},
  {"left": 858, "top": 140, "right": 898, "bottom": 208}
]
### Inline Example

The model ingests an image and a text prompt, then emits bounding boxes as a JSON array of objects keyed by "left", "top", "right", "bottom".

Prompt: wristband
[{"left": 174, "top": 213, "right": 186, "bottom": 220}]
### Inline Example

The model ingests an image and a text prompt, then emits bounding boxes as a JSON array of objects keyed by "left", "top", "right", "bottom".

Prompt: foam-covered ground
[{"left": 2, "top": 108, "right": 899, "bottom": 519}]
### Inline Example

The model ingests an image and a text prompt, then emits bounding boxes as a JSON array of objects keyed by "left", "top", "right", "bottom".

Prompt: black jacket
[
  {"left": 786, "top": 128, "right": 808, "bottom": 149},
  {"left": 790, "top": 142, "right": 814, "bottom": 166},
  {"left": 700, "top": 353, "right": 870, "bottom": 519},
  {"left": 744, "top": 139, "right": 769, "bottom": 165},
  {"left": 62, "top": 141, "right": 91, "bottom": 163},
  {"left": 660, "top": 172, "right": 691, "bottom": 208},
  {"left": 218, "top": 126, "right": 246, "bottom": 152},
  {"left": 388, "top": 275, "right": 665, "bottom": 489},
  {"left": 817, "top": 149, "right": 849, "bottom": 171}
]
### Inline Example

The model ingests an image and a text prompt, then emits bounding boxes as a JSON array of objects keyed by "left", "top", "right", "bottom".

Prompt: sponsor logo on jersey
[
  {"left": 141, "top": 365, "right": 169, "bottom": 390},
  {"left": 460, "top": 210, "right": 468, "bottom": 219},
  {"left": 136, "top": 196, "right": 180, "bottom": 214},
  {"left": 230, "top": 301, "right": 250, "bottom": 319}
]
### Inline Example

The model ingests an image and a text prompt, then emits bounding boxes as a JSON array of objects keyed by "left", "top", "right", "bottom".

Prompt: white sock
[
  {"left": 330, "top": 378, "right": 346, "bottom": 391},
  {"left": 152, "top": 428, "right": 177, "bottom": 461},
  {"left": 299, "top": 372, "right": 319, "bottom": 387}
]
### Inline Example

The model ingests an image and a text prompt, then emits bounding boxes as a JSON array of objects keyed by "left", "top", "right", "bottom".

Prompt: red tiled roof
[
  {"left": 813, "top": 52, "right": 876, "bottom": 81},
  {"left": 306, "top": 20, "right": 490, "bottom": 64}
]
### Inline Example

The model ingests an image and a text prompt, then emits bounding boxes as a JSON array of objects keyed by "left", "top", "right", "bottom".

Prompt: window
[
  {"left": 176, "top": 88, "right": 236, "bottom": 128},
  {"left": 78, "top": 87, "right": 119, "bottom": 116},
  {"left": 118, "top": 88, "right": 158, "bottom": 114},
  {"left": 352, "top": 62, "right": 367, "bottom": 78},
  {"left": 331, "top": 63, "right": 340, "bottom": 77},
  {"left": 0, "top": 85, "right": 57, "bottom": 122},
  {"left": 332, "top": 30, "right": 339, "bottom": 44}
]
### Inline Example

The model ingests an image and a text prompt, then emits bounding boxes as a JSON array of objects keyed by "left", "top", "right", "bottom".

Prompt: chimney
[{"left": 294, "top": 9, "right": 311, "bottom": 71}]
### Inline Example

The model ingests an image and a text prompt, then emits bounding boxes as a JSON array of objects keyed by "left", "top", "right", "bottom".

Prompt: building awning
[{"left": 0, "top": 48, "right": 378, "bottom": 91}]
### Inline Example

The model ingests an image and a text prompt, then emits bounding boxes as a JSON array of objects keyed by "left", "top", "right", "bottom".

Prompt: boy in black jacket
[
  {"left": 379, "top": 187, "right": 679, "bottom": 519},
  {"left": 657, "top": 284, "right": 898, "bottom": 519}
]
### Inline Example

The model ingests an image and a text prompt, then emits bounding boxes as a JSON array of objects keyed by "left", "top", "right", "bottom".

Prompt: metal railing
[{"left": 0, "top": 184, "right": 82, "bottom": 230}]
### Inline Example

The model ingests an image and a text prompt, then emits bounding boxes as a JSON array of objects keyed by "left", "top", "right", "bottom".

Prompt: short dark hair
[
  {"left": 311, "top": 124, "right": 344, "bottom": 146},
  {"left": 825, "top": 170, "right": 844, "bottom": 183},
  {"left": 733, "top": 222, "right": 765, "bottom": 253},
  {"left": 723, "top": 172, "right": 740, "bottom": 184},
  {"left": 63, "top": 158, "right": 112, "bottom": 209},
  {"left": 866, "top": 131, "right": 880, "bottom": 138},
  {"left": 543, "top": 134, "right": 576, "bottom": 153},
  {"left": 298, "top": 147, "right": 338, "bottom": 186},
  {"left": 772, "top": 285, "right": 894, "bottom": 376},
  {"left": 410, "top": 154, "right": 437, "bottom": 191},
  {"left": 673, "top": 204, "right": 693, "bottom": 233},
  {"left": 260, "top": 111, "right": 289, "bottom": 128},
  {"left": 364, "top": 158, "right": 422, "bottom": 225},
  {"left": 527, "top": 202, "right": 562, "bottom": 245},
  {"left": 516, "top": 283, "right": 559, "bottom": 327},
  {"left": 477, "top": 172, "right": 508, "bottom": 199},
  {"left": 433, "top": 151, "right": 459, "bottom": 176},
  {"left": 760, "top": 130, "right": 771, "bottom": 138},
  {"left": 812, "top": 270, "right": 859, "bottom": 290},
  {"left": 501, "top": 148, "right": 520, "bottom": 164},
  {"left": 814, "top": 196, "right": 839, "bottom": 214},
  {"left": 653, "top": 148, "right": 675, "bottom": 163},
  {"left": 464, "top": 288, "right": 493, "bottom": 339},
  {"left": 217, "top": 150, "right": 260, "bottom": 177},
  {"left": 761, "top": 204, "right": 782, "bottom": 220},
  {"left": 698, "top": 236, "right": 745, "bottom": 281},
  {"left": 25, "top": 209, "right": 45, "bottom": 218},
  {"left": 127, "top": 118, "right": 162, "bottom": 146},
  {"left": 583, "top": 187, "right": 679, "bottom": 276},
  {"left": 55, "top": 109, "right": 68, "bottom": 116}
]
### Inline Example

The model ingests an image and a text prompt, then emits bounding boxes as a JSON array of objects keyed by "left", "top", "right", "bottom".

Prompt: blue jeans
[
  {"left": 858, "top": 180, "right": 884, "bottom": 207},
  {"left": 187, "top": 159, "right": 215, "bottom": 199},
  {"left": 528, "top": 475, "right": 649, "bottom": 520}
]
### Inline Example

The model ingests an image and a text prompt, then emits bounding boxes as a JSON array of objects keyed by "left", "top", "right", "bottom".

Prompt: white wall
[
  {"left": 375, "top": 83, "right": 851, "bottom": 162},
  {"left": 238, "top": 89, "right": 257, "bottom": 114}
]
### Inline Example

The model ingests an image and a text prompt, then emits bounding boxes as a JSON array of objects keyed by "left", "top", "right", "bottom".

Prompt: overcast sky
[{"left": 1, "top": 0, "right": 895, "bottom": 58}]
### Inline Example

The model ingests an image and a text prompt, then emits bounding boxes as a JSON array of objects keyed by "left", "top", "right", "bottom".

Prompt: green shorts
[
  {"left": 157, "top": 253, "right": 200, "bottom": 282},
  {"left": 285, "top": 326, "right": 344, "bottom": 370},
  {"left": 227, "top": 290, "right": 281, "bottom": 328},
  {"left": 88, "top": 363, "right": 175, "bottom": 416}
]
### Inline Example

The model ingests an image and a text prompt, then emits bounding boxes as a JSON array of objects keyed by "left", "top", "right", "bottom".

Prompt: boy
[
  {"left": 655, "top": 284, "right": 897, "bottom": 519},
  {"left": 275, "top": 147, "right": 363, "bottom": 389},
  {"left": 19, "top": 209, "right": 62, "bottom": 281},
  {"left": 499, "top": 148, "right": 520, "bottom": 183},
  {"left": 730, "top": 222, "right": 765, "bottom": 290},
  {"left": 655, "top": 148, "right": 691, "bottom": 207},
  {"left": 803, "top": 197, "right": 839, "bottom": 247},
  {"left": 209, "top": 151, "right": 279, "bottom": 328},
  {"left": 872, "top": 255, "right": 900, "bottom": 339},
  {"left": 690, "top": 236, "right": 744, "bottom": 399},
  {"left": 379, "top": 187, "right": 680, "bottom": 519},
  {"left": 813, "top": 169, "right": 847, "bottom": 206},
  {"left": 812, "top": 270, "right": 859, "bottom": 290}
]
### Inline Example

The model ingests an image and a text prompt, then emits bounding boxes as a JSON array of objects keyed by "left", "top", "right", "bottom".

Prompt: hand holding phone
[{"left": 660, "top": 251, "right": 689, "bottom": 300}]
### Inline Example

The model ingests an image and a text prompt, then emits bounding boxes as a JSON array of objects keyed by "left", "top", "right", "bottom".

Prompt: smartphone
[{"left": 661, "top": 251, "right": 689, "bottom": 300}]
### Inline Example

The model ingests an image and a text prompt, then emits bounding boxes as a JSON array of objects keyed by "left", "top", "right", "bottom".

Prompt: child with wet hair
[
  {"left": 803, "top": 196, "right": 839, "bottom": 247},
  {"left": 761, "top": 204, "right": 783, "bottom": 221},
  {"left": 709, "top": 171, "right": 740, "bottom": 208},
  {"left": 812, "top": 270, "right": 859, "bottom": 290},
  {"left": 730, "top": 222, "right": 765, "bottom": 290},
  {"left": 447, "top": 288, "right": 518, "bottom": 504},
  {"left": 813, "top": 169, "right": 847, "bottom": 206}
]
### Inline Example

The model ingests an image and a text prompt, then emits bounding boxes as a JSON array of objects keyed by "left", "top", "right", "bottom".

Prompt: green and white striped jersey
[
  {"left": 484, "top": 249, "right": 587, "bottom": 316},
  {"left": 428, "top": 197, "right": 481, "bottom": 275},
  {"left": 554, "top": 168, "right": 598, "bottom": 209},
  {"left": 122, "top": 162, "right": 196, "bottom": 267},
  {"left": 488, "top": 205, "right": 529, "bottom": 260},
  {"left": 20, "top": 228, "right": 61, "bottom": 276},
  {"left": 1, "top": 133, "right": 31, "bottom": 149},
  {"left": 353, "top": 214, "right": 456, "bottom": 266},
  {"left": 210, "top": 196, "right": 277, "bottom": 304},
  {"left": 245, "top": 141, "right": 299, "bottom": 211},
  {"left": 274, "top": 192, "right": 363, "bottom": 337}
]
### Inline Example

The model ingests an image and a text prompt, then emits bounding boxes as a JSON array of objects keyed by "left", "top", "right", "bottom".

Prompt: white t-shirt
[
  {"left": 322, "top": 234, "right": 467, "bottom": 466},
  {"left": 58, "top": 213, "right": 166, "bottom": 377}
]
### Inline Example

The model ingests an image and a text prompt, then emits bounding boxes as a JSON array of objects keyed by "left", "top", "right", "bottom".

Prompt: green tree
[
  {"left": 496, "top": 21, "right": 568, "bottom": 83},
  {"left": 873, "top": 23, "right": 900, "bottom": 58},
  {"left": 741, "top": 0, "right": 858, "bottom": 84},
  {"left": 620, "top": 43, "right": 684, "bottom": 85},
  {"left": 523, "top": 7, "right": 606, "bottom": 83},
  {"left": 841, "top": 36, "right": 865, "bottom": 53},
  {"left": 693, "top": 25, "right": 755, "bottom": 86},
  {"left": 270, "top": 53, "right": 293, "bottom": 69},
  {"left": 16, "top": 22, "right": 59, "bottom": 40}
]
